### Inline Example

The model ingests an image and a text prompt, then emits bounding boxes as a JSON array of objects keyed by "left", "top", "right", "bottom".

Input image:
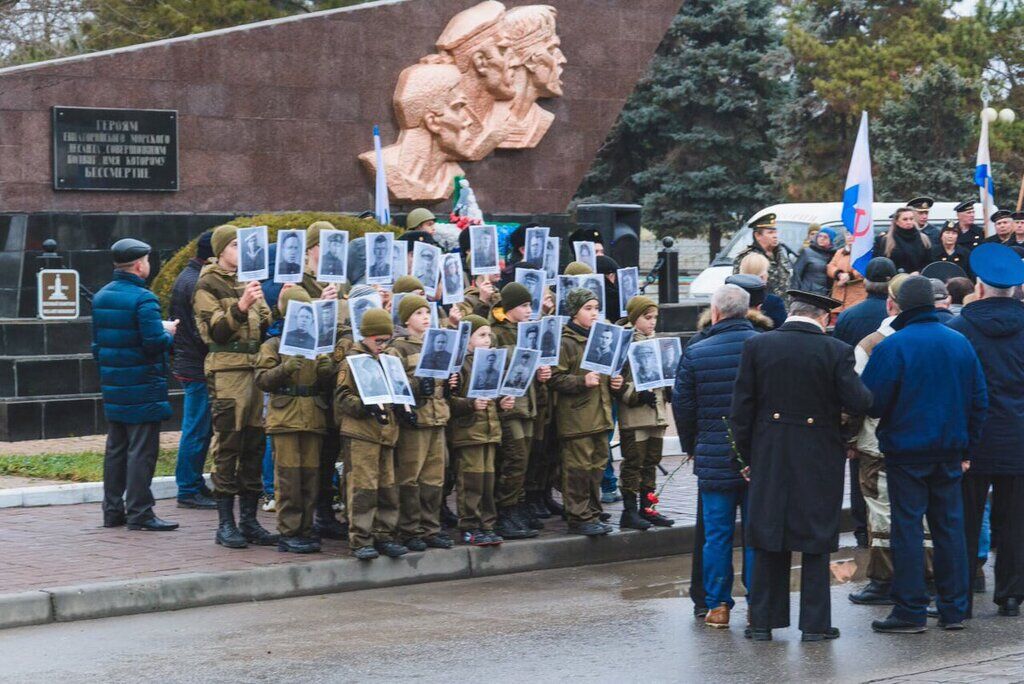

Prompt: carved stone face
[
  {"left": 472, "top": 41, "right": 516, "bottom": 100},
  {"left": 425, "top": 87, "right": 474, "bottom": 158},
  {"left": 528, "top": 36, "right": 566, "bottom": 97}
]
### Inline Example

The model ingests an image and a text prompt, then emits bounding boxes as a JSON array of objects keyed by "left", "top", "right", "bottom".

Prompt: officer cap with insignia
[
  {"left": 954, "top": 200, "right": 975, "bottom": 214},
  {"left": 725, "top": 274, "right": 765, "bottom": 307},
  {"left": 786, "top": 289, "right": 841, "bottom": 312},
  {"left": 567, "top": 227, "right": 603, "bottom": 244},
  {"left": 1012, "top": 212, "right": 1024, "bottom": 221},
  {"left": 992, "top": 210, "right": 1013, "bottom": 222},
  {"left": 112, "top": 238, "right": 152, "bottom": 266},
  {"left": 970, "top": 243, "right": 1024, "bottom": 289},
  {"left": 749, "top": 213, "right": 777, "bottom": 231},
  {"left": 907, "top": 196, "right": 934, "bottom": 211},
  {"left": 940, "top": 220, "right": 959, "bottom": 234}
]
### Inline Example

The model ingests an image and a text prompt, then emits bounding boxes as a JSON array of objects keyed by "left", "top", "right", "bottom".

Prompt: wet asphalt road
[{"left": 2, "top": 555, "right": 1023, "bottom": 683}]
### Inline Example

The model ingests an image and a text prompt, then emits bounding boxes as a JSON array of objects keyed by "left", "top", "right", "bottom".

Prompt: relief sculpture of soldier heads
[{"left": 359, "top": 1, "right": 566, "bottom": 204}]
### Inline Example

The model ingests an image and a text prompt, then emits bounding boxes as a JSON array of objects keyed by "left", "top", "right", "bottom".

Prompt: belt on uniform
[
  {"left": 208, "top": 341, "right": 260, "bottom": 354},
  {"left": 272, "top": 385, "right": 317, "bottom": 397}
]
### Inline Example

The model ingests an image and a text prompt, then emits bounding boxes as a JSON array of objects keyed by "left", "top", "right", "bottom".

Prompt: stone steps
[{"left": 0, "top": 390, "right": 184, "bottom": 442}]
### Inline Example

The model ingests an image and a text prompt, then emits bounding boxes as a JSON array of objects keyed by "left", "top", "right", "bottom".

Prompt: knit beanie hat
[
  {"left": 896, "top": 275, "right": 935, "bottom": 312},
  {"left": 398, "top": 294, "right": 430, "bottom": 324},
  {"left": 626, "top": 296, "right": 657, "bottom": 325},
  {"left": 500, "top": 282, "right": 532, "bottom": 311},
  {"left": 349, "top": 284, "right": 377, "bottom": 300},
  {"left": 359, "top": 309, "right": 394, "bottom": 338},
  {"left": 305, "top": 220, "right": 335, "bottom": 248},
  {"left": 196, "top": 231, "right": 214, "bottom": 261},
  {"left": 278, "top": 286, "right": 311, "bottom": 317},
  {"left": 211, "top": 224, "right": 238, "bottom": 257},
  {"left": 565, "top": 288, "right": 598, "bottom": 318},
  {"left": 564, "top": 261, "right": 594, "bottom": 276},
  {"left": 393, "top": 275, "right": 425, "bottom": 294},
  {"left": 464, "top": 314, "right": 489, "bottom": 333}
]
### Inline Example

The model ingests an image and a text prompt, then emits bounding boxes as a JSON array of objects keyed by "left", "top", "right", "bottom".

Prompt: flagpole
[{"left": 1016, "top": 173, "right": 1024, "bottom": 212}]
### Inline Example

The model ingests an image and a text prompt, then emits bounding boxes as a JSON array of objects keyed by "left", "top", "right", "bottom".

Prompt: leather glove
[
  {"left": 366, "top": 404, "right": 390, "bottom": 425},
  {"left": 639, "top": 390, "right": 658, "bottom": 408},
  {"left": 282, "top": 356, "right": 303, "bottom": 374},
  {"left": 418, "top": 377, "right": 436, "bottom": 397},
  {"left": 398, "top": 408, "right": 419, "bottom": 428}
]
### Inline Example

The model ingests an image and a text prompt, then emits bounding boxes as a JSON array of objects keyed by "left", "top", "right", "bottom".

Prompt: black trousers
[
  {"left": 690, "top": 495, "right": 705, "bottom": 609},
  {"left": 103, "top": 420, "right": 161, "bottom": 524},
  {"left": 963, "top": 472, "right": 1024, "bottom": 612},
  {"left": 750, "top": 548, "right": 831, "bottom": 633}
]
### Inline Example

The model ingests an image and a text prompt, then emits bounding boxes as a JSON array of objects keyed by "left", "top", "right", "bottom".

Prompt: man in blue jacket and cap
[
  {"left": 863, "top": 275, "right": 988, "bottom": 633},
  {"left": 92, "top": 238, "right": 179, "bottom": 531},
  {"left": 947, "top": 243, "right": 1024, "bottom": 619}
]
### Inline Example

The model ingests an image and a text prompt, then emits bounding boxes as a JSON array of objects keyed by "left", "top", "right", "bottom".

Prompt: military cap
[
  {"left": 940, "top": 220, "right": 959, "bottom": 234},
  {"left": 393, "top": 275, "right": 425, "bottom": 294},
  {"left": 749, "top": 213, "right": 777, "bottom": 230},
  {"left": 500, "top": 282, "right": 532, "bottom": 311},
  {"left": 436, "top": 0, "right": 505, "bottom": 53},
  {"left": 278, "top": 285, "right": 312, "bottom": 317},
  {"left": 211, "top": 225, "right": 238, "bottom": 257},
  {"left": 564, "top": 261, "right": 594, "bottom": 276},
  {"left": 921, "top": 261, "right": 967, "bottom": 283},
  {"left": 463, "top": 314, "right": 489, "bottom": 333},
  {"left": 306, "top": 220, "right": 335, "bottom": 248},
  {"left": 724, "top": 274, "right": 766, "bottom": 307},
  {"left": 954, "top": 200, "right": 975, "bottom": 214},
  {"left": 398, "top": 294, "right": 430, "bottom": 324},
  {"left": 864, "top": 257, "right": 897, "bottom": 283},
  {"left": 992, "top": 210, "right": 1013, "bottom": 222},
  {"left": 405, "top": 208, "right": 436, "bottom": 231},
  {"left": 626, "top": 295, "right": 658, "bottom": 324},
  {"left": 1012, "top": 212, "right": 1024, "bottom": 221},
  {"left": 359, "top": 308, "right": 394, "bottom": 338},
  {"left": 112, "top": 238, "right": 151, "bottom": 265},
  {"left": 906, "top": 196, "right": 934, "bottom": 210},
  {"left": 396, "top": 230, "right": 436, "bottom": 249},
  {"left": 568, "top": 227, "right": 603, "bottom": 244},
  {"left": 785, "top": 289, "right": 841, "bottom": 311},
  {"left": 358, "top": 210, "right": 376, "bottom": 220},
  {"left": 970, "top": 243, "right": 1024, "bottom": 289}
]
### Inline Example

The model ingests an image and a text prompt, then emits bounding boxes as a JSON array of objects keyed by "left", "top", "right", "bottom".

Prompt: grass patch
[{"left": 0, "top": 449, "right": 178, "bottom": 483}]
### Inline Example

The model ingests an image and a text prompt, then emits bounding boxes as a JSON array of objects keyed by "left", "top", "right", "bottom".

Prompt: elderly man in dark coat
[{"left": 730, "top": 289, "right": 873, "bottom": 642}]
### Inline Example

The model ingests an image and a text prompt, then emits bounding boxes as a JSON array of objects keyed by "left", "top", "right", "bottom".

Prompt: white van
[{"left": 687, "top": 201, "right": 981, "bottom": 298}]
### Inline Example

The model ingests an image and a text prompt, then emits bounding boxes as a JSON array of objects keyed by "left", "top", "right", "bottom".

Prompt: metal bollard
[{"left": 657, "top": 237, "right": 679, "bottom": 304}]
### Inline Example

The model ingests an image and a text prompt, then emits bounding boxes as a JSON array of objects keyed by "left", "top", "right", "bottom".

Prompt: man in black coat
[{"left": 731, "top": 290, "right": 873, "bottom": 642}]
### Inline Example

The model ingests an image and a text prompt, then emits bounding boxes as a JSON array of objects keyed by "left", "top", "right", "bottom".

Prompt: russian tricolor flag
[{"left": 842, "top": 111, "right": 874, "bottom": 275}]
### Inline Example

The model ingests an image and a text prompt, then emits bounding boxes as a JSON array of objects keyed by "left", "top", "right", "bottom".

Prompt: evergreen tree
[{"left": 576, "top": 0, "right": 786, "bottom": 250}]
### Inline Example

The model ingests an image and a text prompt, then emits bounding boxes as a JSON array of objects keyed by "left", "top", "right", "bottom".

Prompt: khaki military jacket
[
  {"left": 387, "top": 334, "right": 451, "bottom": 428},
  {"left": 193, "top": 261, "right": 272, "bottom": 373},
  {"left": 614, "top": 329, "right": 669, "bottom": 431},
  {"left": 334, "top": 342, "right": 399, "bottom": 447},
  {"left": 255, "top": 337, "right": 331, "bottom": 434},
  {"left": 448, "top": 353, "right": 502, "bottom": 448},
  {"left": 489, "top": 309, "right": 537, "bottom": 422},
  {"left": 549, "top": 323, "right": 614, "bottom": 439},
  {"left": 456, "top": 287, "right": 492, "bottom": 318}
]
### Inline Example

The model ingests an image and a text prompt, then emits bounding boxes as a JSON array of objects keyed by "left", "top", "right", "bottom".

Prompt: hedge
[{"left": 151, "top": 212, "right": 398, "bottom": 315}]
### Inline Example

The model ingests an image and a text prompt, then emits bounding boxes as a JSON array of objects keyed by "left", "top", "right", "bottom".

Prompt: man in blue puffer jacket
[
  {"left": 92, "top": 238, "right": 178, "bottom": 531},
  {"left": 673, "top": 283, "right": 760, "bottom": 628}
]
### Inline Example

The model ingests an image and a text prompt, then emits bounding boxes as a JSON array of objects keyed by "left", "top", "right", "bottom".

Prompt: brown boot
[{"left": 705, "top": 603, "right": 730, "bottom": 629}]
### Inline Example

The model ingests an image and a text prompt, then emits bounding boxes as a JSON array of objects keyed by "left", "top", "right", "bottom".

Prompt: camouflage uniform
[{"left": 732, "top": 242, "right": 791, "bottom": 300}]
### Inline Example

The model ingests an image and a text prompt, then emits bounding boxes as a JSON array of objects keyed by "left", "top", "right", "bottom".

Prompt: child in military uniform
[
  {"left": 387, "top": 294, "right": 455, "bottom": 551},
  {"left": 255, "top": 287, "right": 335, "bottom": 553},
  {"left": 614, "top": 296, "right": 672, "bottom": 530},
  {"left": 449, "top": 315, "right": 514, "bottom": 545},
  {"left": 549, "top": 288, "right": 623, "bottom": 535},
  {"left": 334, "top": 309, "right": 406, "bottom": 560}
]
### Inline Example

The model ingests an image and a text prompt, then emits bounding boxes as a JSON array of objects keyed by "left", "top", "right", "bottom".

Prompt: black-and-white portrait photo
[
  {"left": 556, "top": 275, "right": 580, "bottom": 318},
  {"left": 280, "top": 301, "right": 317, "bottom": 358},
  {"left": 348, "top": 354, "right": 392, "bottom": 405},
  {"left": 237, "top": 225, "right": 269, "bottom": 282},
  {"left": 365, "top": 232, "right": 394, "bottom": 285},
  {"left": 515, "top": 268, "right": 545, "bottom": 321},
  {"left": 581, "top": 274, "right": 606, "bottom": 318},
  {"left": 380, "top": 353, "right": 414, "bottom": 406},
  {"left": 517, "top": 320, "right": 542, "bottom": 350},
  {"left": 539, "top": 315, "right": 560, "bottom": 365},
  {"left": 412, "top": 241, "right": 441, "bottom": 297},
  {"left": 499, "top": 348, "right": 540, "bottom": 398},
  {"left": 274, "top": 229, "right": 306, "bottom": 284},
  {"left": 525, "top": 226, "right": 549, "bottom": 265},
  {"left": 415, "top": 328, "right": 457, "bottom": 379},
  {"left": 317, "top": 230, "right": 349, "bottom": 283},
  {"left": 658, "top": 337, "right": 682, "bottom": 387},
  {"left": 467, "top": 348, "right": 507, "bottom": 400},
  {"left": 441, "top": 253, "right": 465, "bottom": 305},
  {"left": 618, "top": 267, "right": 639, "bottom": 314},
  {"left": 611, "top": 327, "right": 633, "bottom": 376},
  {"left": 453, "top": 320, "right": 472, "bottom": 370},
  {"left": 350, "top": 291, "right": 382, "bottom": 342},
  {"left": 470, "top": 225, "right": 499, "bottom": 275},
  {"left": 581, "top": 321, "right": 621, "bottom": 374},
  {"left": 391, "top": 242, "right": 408, "bottom": 279},
  {"left": 628, "top": 340, "right": 663, "bottom": 391},
  {"left": 314, "top": 299, "right": 337, "bottom": 354},
  {"left": 573, "top": 241, "right": 597, "bottom": 271},
  {"left": 543, "top": 237, "right": 560, "bottom": 284}
]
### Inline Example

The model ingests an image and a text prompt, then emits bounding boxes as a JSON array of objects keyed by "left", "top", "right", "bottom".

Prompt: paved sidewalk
[{"left": 0, "top": 432, "right": 182, "bottom": 457}]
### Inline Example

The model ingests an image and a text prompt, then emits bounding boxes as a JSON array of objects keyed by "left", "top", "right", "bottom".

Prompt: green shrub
[{"left": 152, "top": 212, "right": 398, "bottom": 315}]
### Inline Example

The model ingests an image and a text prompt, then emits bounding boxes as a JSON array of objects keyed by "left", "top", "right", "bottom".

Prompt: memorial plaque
[
  {"left": 52, "top": 106, "right": 178, "bottom": 191},
  {"left": 38, "top": 269, "right": 80, "bottom": 319}
]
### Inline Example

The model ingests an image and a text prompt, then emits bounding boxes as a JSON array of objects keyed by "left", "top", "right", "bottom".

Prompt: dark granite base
[{"left": 0, "top": 391, "right": 184, "bottom": 441}]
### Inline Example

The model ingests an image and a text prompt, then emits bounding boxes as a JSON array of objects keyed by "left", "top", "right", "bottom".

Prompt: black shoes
[
  {"left": 517, "top": 503, "right": 544, "bottom": 531},
  {"left": 403, "top": 537, "right": 428, "bottom": 552},
  {"left": 640, "top": 509, "right": 674, "bottom": 527},
  {"left": 313, "top": 505, "right": 347, "bottom": 540},
  {"left": 238, "top": 494, "right": 279, "bottom": 546},
  {"left": 278, "top": 536, "right": 318, "bottom": 554},
  {"left": 375, "top": 541, "right": 409, "bottom": 558},
  {"left": 127, "top": 515, "right": 179, "bottom": 531},
  {"left": 103, "top": 512, "right": 126, "bottom": 528},
  {"left": 425, "top": 534, "right": 454, "bottom": 549},
  {"left": 801, "top": 627, "right": 840, "bottom": 642},
  {"left": 495, "top": 509, "right": 538, "bottom": 539},
  {"left": 215, "top": 496, "right": 248, "bottom": 549},
  {"left": 937, "top": 620, "right": 965, "bottom": 630},
  {"left": 353, "top": 545, "right": 379, "bottom": 560},
  {"left": 567, "top": 522, "right": 609, "bottom": 536},
  {"left": 177, "top": 492, "right": 216, "bottom": 509},
  {"left": 999, "top": 597, "right": 1020, "bottom": 617},
  {"left": 848, "top": 581, "right": 894, "bottom": 605},
  {"left": 744, "top": 627, "right": 772, "bottom": 641},
  {"left": 871, "top": 616, "right": 926, "bottom": 634},
  {"left": 619, "top": 492, "right": 653, "bottom": 531}
]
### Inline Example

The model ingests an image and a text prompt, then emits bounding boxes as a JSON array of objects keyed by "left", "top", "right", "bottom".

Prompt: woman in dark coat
[
  {"left": 790, "top": 227, "right": 837, "bottom": 294},
  {"left": 875, "top": 208, "right": 931, "bottom": 274}
]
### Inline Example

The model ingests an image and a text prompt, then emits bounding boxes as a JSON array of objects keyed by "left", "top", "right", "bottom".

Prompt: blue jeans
[
  {"left": 888, "top": 461, "right": 969, "bottom": 625},
  {"left": 175, "top": 380, "right": 211, "bottom": 498},
  {"left": 262, "top": 436, "right": 275, "bottom": 496},
  {"left": 602, "top": 402, "right": 619, "bottom": 493},
  {"left": 701, "top": 489, "right": 753, "bottom": 609}
]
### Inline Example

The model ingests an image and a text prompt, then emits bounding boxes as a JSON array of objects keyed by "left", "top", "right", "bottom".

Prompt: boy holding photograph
[
  {"left": 613, "top": 296, "right": 671, "bottom": 530},
  {"left": 489, "top": 283, "right": 549, "bottom": 539},
  {"left": 334, "top": 309, "right": 406, "bottom": 560},
  {"left": 255, "top": 288, "right": 336, "bottom": 554},
  {"left": 549, "top": 289, "right": 623, "bottom": 536},
  {"left": 448, "top": 315, "right": 514, "bottom": 545},
  {"left": 386, "top": 295, "right": 455, "bottom": 551}
]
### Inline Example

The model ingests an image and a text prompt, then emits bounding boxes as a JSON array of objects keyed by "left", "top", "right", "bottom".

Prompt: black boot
[
  {"left": 238, "top": 493, "right": 279, "bottom": 546},
  {"left": 619, "top": 492, "right": 652, "bottom": 530},
  {"left": 215, "top": 497, "right": 247, "bottom": 549},
  {"left": 525, "top": 491, "right": 552, "bottom": 519},
  {"left": 640, "top": 489, "right": 675, "bottom": 527},
  {"left": 495, "top": 508, "right": 537, "bottom": 539},
  {"left": 440, "top": 500, "right": 459, "bottom": 529},
  {"left": 313, "top": 502, "right": 347, "bottom": 540},
  {"left": 543, "top": 489, "right": 564, "bottom": 517},
  {"left": 848, "top": 580, "right": 893, "bottom": 605},
  {"left": 516, "top": 502, "right": 544, "bottom": 531}
]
